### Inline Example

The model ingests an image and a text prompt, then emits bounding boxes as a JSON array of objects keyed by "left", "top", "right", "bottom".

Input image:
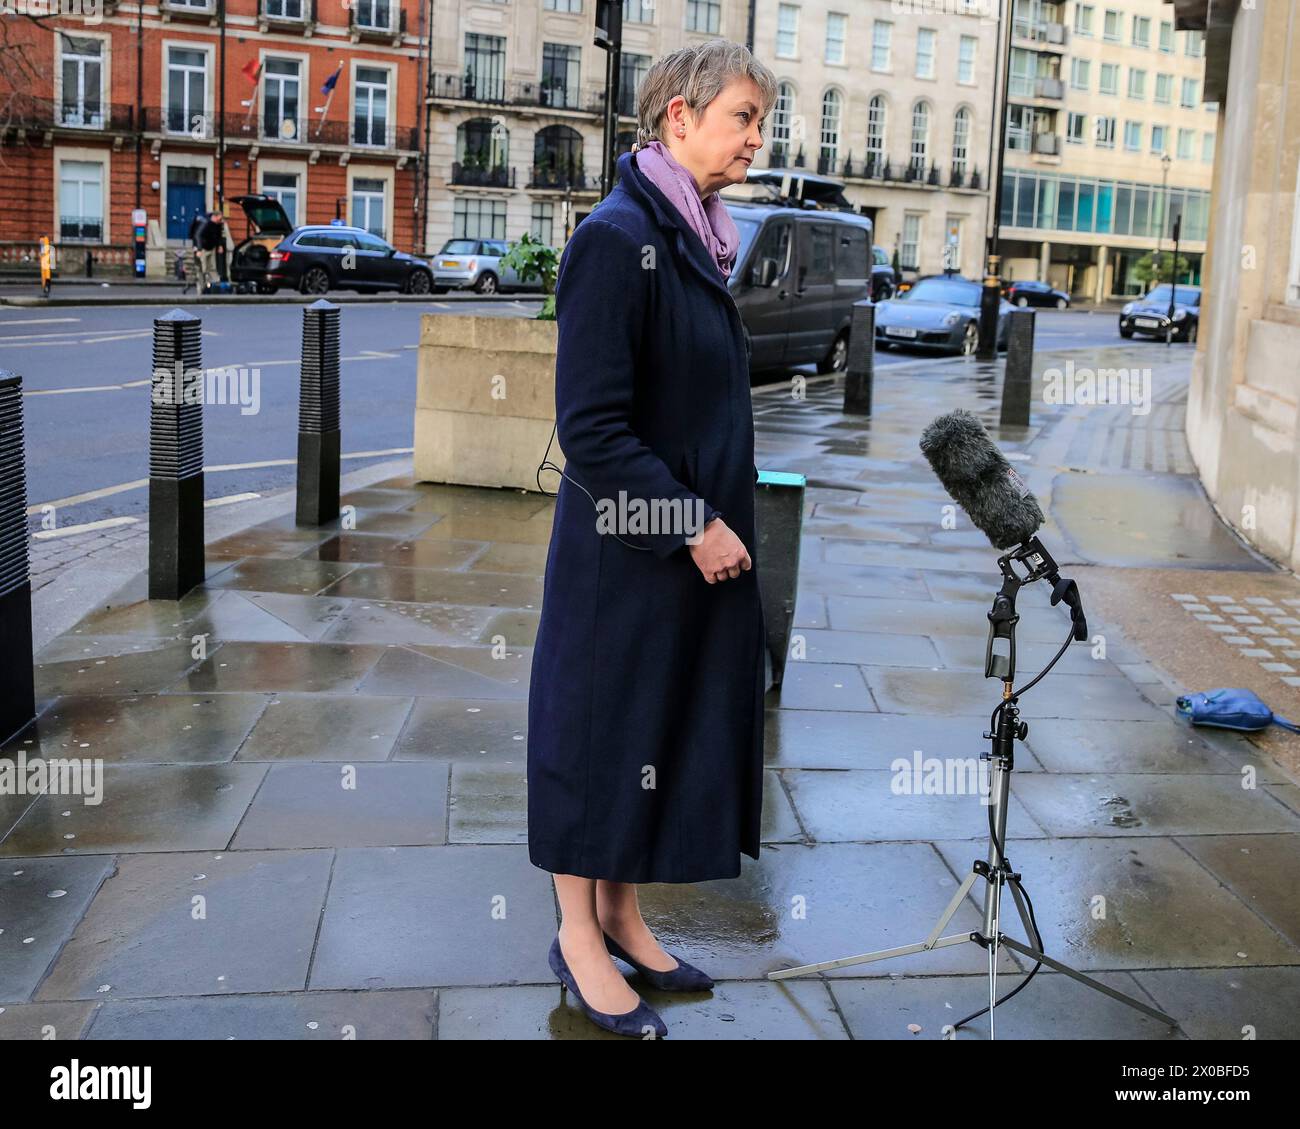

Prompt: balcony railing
[
  {"left": 1035, "top": 76, "right": 1064, "bottom": 100},
  {"left": 451, "top": 162, "right": 516, "bottom": 188},
  {"left": 133, "top": 107, "right": 418, "bottom": 151},
  {"left": 1033, "top": 132, "right": 1062, "bottom": 156},
  {"left": 528, "top": 161, "right": 591, "bottom": 189},
  {"left": 428, "top": 71, "right": 628, "bottom": 117},
  {"left": 1013, "top": 19, "right": 1068, "bottom": 48},
  {"left": 792, "top": 151, "right": 983, "bottom": 192},
  {"left": 59, "top": 216, "right": 104, "bottom": 242},
  {"left": 1, "top": 96, "right": 139, "bottom": 133}
]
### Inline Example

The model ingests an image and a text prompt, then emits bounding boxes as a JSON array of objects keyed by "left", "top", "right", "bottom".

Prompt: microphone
[{"left": 919, "top": 410, "right": 1044, "bottom": 550}]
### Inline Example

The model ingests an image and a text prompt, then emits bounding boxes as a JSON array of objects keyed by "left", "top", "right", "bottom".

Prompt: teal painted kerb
[{"left": 757, "top": 470, "right": 806, "bottom": 488}]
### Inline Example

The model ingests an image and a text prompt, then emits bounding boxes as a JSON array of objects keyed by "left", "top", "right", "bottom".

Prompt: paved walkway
[{"left": 1, "top": 339, "right": 1298, "bottom": 1040}]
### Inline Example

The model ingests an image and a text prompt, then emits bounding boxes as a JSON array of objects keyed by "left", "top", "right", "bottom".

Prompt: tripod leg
[
  {"left": 924, "top": 868, "right": 980, "bottom": 950},
  {"left": 997, "top": 935, "right": 1178, "bottom": 1027},
  {"left": 988, "top": 874, "right": 1003, "bottom": 1040}
]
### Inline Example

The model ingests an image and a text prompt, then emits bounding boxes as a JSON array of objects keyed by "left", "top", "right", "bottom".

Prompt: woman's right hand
[{"left": 689, "top": 517, "right": 752, "bottom": 584}]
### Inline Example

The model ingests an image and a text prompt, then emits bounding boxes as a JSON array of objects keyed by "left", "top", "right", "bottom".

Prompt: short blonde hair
[{"left": 635, "top": 40, "right": 778, "bottom": 148}]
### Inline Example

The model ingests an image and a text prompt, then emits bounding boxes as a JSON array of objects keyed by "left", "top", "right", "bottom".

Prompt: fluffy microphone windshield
[{"left": 919, "top": 410, "right": 1044, "bottom": 550}]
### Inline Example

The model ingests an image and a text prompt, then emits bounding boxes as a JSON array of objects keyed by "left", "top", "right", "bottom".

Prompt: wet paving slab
[{"left": 6, "top": 350, "right": 1300, "bottom": 1038}]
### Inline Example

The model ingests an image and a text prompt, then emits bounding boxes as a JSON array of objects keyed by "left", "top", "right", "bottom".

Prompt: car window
[
  {"left": 731, "top": 218, "right": 761, "bottom": 269},
  {"left": 441, "top": 240, "right": 478, "bottom": 254},
  {"left": 903, "top": 278, "right": 983, "bottom": 306},
  {"left": 295, "top": 233, "right": 322, "bottom": 248},
  {"left": 805, "top": 223, "right": 835, "bottom": 279},
  {"left": 750, "top": 220, "right": 791, "bottom": 284},
  {"left": 873, "top": 246, "right": 891, "bottom": 267},
  {"left": 837, "top": 226, "right": 869, "bottom": 278},
  {"left": 1147, "top": 285, "right": 1200, "bottom": 304},
  {"left": 354, "top": 232, "right": 390, "bottom": 253},
  {"left": 486, "top": 241, "right": 509, "bottom": 256}
]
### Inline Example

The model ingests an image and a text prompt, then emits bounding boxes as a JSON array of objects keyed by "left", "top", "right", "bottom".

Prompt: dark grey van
[{"left": 725, "top": 201, "right": 873, "bottom": 379}]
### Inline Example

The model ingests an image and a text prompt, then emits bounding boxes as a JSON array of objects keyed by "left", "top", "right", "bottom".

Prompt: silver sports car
[{"left": 874, "top": 276, "right": 1013, "bottom": 356}]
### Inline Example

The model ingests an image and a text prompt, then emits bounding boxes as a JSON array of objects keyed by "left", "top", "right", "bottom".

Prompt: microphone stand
[{"left": 768, "top": 536, "right": 1178, "bottom": 1037}]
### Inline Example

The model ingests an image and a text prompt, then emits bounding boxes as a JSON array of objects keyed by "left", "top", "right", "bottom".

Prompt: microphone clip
[{"left": 984, "top": 537, "right": 1089, "bottom": 684}]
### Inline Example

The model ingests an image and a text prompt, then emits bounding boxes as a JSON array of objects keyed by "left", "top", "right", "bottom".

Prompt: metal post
[
  {"left": 148, "top": 309, "right": 205, "bottom": 600},
  {"left": 842, "top": 299, "right": 875, "bottom": 415},
  {"left": 1000, "top": 307, "right": 1035, "bottom": 427},
  {"left": 0, "top": 373, "right": 35, "bottom": 744},
  {"left": 754, "top": 470, "right": 806, "bottom": 691},
  {"left": 296, "top": 299, "right": 341, "bottom": 525}
]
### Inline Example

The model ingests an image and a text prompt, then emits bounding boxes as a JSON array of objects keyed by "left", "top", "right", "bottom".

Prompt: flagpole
[{"left": 316, "top": 61, "right": 345, "bottom": 140}]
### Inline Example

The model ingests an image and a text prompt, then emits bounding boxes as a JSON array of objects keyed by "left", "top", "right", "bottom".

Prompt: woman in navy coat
[{"left": 527, "top": 41, "right": 777, "bottom": 1036}]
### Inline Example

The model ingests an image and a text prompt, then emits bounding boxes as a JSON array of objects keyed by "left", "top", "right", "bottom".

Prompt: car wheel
[
  {"left": 1055, "top": 296, "right": 1067, "bottom": 309},
  {"left": 300, "top": 267, "right": 330, "bottom": 295},
  {"left": 406, "top": 269, "right": 433, "bottom": 295},
  {"left": 959, "top": 321, "right": 981, "bottom": 356},
  {"left": 817, "top": 330, "right": 850, "bottom": 374},
  {"left": 1185, "top": 320, "right": 1198, "bottom": 344},
  {"left": 1119, "top": 326, "right": 1134, "bottom": 339},
  {"left": 1016, "top": 295, "right": 1030, "bottom": 307},
  {"left": 474, "top": 272, "right": 499, "bottom": 295}
]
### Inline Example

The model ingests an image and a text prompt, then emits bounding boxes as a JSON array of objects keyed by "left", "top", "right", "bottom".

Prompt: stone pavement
[{"left": 1, "top": 339, "right": 1298, "bottom": 1041}]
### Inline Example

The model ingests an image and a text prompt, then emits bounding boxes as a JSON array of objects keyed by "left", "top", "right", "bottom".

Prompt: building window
[
  {"left": 1150, "top": 124, "right": 1167, "bottom": 153},
  {"left": 1074, "top": 4, "right": 1093, "bottom": 36},
  {"left": 263, "top": 58, "right": 301, "bottom": 141},
  {"left": 1007, "top": 104, "right": 1034, "bottom": 151},
  {"left": 1124, "top": 121, "right": 1141, "bottom": 151},
  {"left": 60, "top": 37, "right": 104, "bottom": 128},
  {"left": 775, "top": 4, "right": 798, "bottom": 57},
  {"left": 1128, "top": 68, "right": 1146, "bottom": 99},
  {"left": 59, "top": 159, "right": 104, "bottom": 242},
  {"left": 543, "top": 0, "right": 582, "bottom": 11},
  {"left": 871, "top": 20, "right": 891, "bottom": 71},
  {"left": 1009, "top": 48, "right": 1035, "bottom": 98},
  {"left": 952, "top": 106, "right": 970, "bottom": 176},
  {"left": 350, "top": 177, "right": 386, "bottom": 238},
  {"left": 1177, "top": 127, "right": 1195, "bottom": 159},
  {"left": 958, "top": 36, "right": 976, "bottom": 85},
  {"left": 542, "top": 43, "right": 581, "bottom": 109},
  {"left": 1185, "top": 29, "right": 1205, "bottom": 57},
  {"left": 909, "top": 101, "right": 929, "bottom": 175},
  {"left": 916, "top": 28, "right": 936, "bottom": 79},
  {"left": 866, "top": 94, "right": 886, "bottom": 170},
  {"left": 1155, "top": 74, "right": 1172, "bottom": 103},
  {"left": 530, "top": 201, "right": 555, "bottom": 245},
  {"left": 770, "top": 82, "right": 794, "bottom": 163},
  {"left": 453, "top": 196, "right": 506, "bottom": 240},
  {"left": 623, "top": 0, "right": 654, "bottom": 24},
  {"left": 1103, "top": 9, "right": 1121, "bottom": 41},
  {"left": 1099, "top": 63, "right": 1118, "bottom": 95},
  {"left": 1181, "top": 77, "right": 1199, "bottom": 107},
  {"left": 1159, "top": 20, "right": 1173, "bottom": 52},
  {"left": 261, "top": 171, "right": 300, "bottom": 226},
  {"left": 819, "top": 89, "right": 841, "bottom": 171},
  {"left": 465, "top": 33, "right": 506, "bottom": 101},
  {"left": 1070, "top": 58, "right": 1090, "bottom": 90},
  {"left": 354, "top": 0, "right": 392, "bottom": 29},
  {"left": 1202, "top": 132, "right": 1215, "bottom": 162},
  {"left": 901, "top": 213, "right": 921, "bottom": 270},
  {"left": 686, "top": 0, "right": 720, "bottom": 34},
  {"left": 1131, "top": 15, "right": 1150, "bottom": 48},
  {"left": 266, "top": 0, "right": 304, "bottom": 17},
  {"left": 353, "top": 66, "right": 389, "bottom": 147},
  {"left": 167, "top": 47, "right": 208, "bottom": 136},
  {"left": 1094, "top": 116, "right": 1116, "bottom": 147},
  {"left": 825, "top": 12, "right": 846, "bottom": 65},
  {"left": 1067, "top": 111, "right": 1086, "bottom": 144},
  {"left": 533, "top": 124, "right": 585, "bottom": 187},
  {"left": 942, "top": 215, "right": 962, "bottom": 271},
  {"left": 618, "top": 53, "right": 651, "bottom": 118}
]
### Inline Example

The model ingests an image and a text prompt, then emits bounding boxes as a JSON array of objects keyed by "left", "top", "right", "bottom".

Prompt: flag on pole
[
  {"left": 316, "top": 61, "right": 346, "bottom": 139},
  {"left": 241, "top": 59, "right": 263, "bottom": 86},
  {"left": 321, "top": 63, "right": 344, "bottom": 97}
]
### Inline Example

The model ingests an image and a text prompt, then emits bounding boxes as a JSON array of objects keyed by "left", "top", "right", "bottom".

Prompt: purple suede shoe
[
  {"left": 549, "top": 935, "right": 668, "bottom": 1038},
  {"left": 602, "top": 930, "right": 715, "bottom": 992}
]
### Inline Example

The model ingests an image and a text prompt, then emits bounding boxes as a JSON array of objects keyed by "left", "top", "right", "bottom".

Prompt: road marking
[
  {"left": 32, "top": 516, "right": 140, "bottom": 539},
  {"left": 0, "top": 317, "right": 82, "bottom": 327},
  {"left": 205, "top": 492, "right": 261, "bottom": 508}
]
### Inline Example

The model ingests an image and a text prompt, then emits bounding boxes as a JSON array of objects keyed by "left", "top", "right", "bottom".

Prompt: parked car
[
  {"left": 871, "top": 244, "right": 899, "bottom": 301},
  {"left": 262, "top": 226, "right": 435, "bottom": 295},
  {"left": 1118, "top": 284, "right": 1201, "bottom": 342},
  {"left": 725, "top": 200, "right": 874, "bottom": 379},
  {"left": 874, "top": 275, "right": 1012, "bottom": 356},
  {"left": 1004, "top": 278, "right": 1070, "bottom": 309},
  {"left": 229, "top": 194, "right": 296, "bottom": 294},
  {"left": 432, "top": 238, "right": 550, "bottom": 294}
]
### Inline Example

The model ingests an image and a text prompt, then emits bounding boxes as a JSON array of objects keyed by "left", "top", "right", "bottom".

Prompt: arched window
[
  {"left": 820, "top": 88, "right": 842, "bottom": 173},
  {"left": 455, "top": 117, "right": 510, "bottom": 186},
  {"left": 866, "top": 95, "right": 887, "bottom": 174},
  {"left": 952, "top": 107, "right": 971, "bottom": 177},
  {"left": 771, "top": 81, "right": 795, "bottom": 165},
  {"left": 533, "top": 124, "right": 585, "bottom": 188},
  {"left": 910, "top": 101, "right": 930, "bottom": 176}
]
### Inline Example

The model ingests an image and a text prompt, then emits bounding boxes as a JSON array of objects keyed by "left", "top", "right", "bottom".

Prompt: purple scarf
[{"left": 634, "top": 140, "right": 741, "bottom": 279}]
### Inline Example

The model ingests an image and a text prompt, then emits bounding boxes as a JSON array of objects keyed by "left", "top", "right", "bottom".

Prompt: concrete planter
[{"left": 414, "top": 312, "right": 562, "bottom": 492}]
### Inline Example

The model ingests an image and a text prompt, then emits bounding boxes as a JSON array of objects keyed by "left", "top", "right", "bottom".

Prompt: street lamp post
[
  {"left": 978, "top": 0, "right": 1016, "bottom": 361},
  {"left": 1155, "top": 151, "right": 1171, "bottom": 291}
]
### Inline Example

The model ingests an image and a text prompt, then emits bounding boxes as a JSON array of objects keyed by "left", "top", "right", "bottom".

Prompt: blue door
[{"left": 167, "top": 183, "right": 206, "bottom": 241}]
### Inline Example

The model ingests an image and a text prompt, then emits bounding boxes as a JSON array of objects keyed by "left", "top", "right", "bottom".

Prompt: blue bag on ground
[{"left": 1175, "top": 688, "right": 1300, "bottom": 733}]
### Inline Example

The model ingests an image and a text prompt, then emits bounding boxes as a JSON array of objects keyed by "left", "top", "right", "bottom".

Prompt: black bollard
[
  {"left": 296, "top": 299, "right": 341, "bottom": 525},
  {"left": 1000, "top": 307, "right": 1035, "bottom": 427},
  {"left": 977, "top": 276, "right": 1001, "bottom": 361},
  {"left": 148, "top": 309, "right": 205, "bottom": 600},
  {"left": 754, "top": 469, "right": 806, "bottom": 691},
  {"left": 0, "top": 372, "right": 35, "bottom": 743},
  {"left": 842, "top": 299, "right": 875, "bottom": 415}
]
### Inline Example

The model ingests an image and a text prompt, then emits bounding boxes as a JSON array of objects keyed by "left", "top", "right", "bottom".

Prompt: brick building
[{"left": 0, "top": 0, "right": 425, "bottom": 276}]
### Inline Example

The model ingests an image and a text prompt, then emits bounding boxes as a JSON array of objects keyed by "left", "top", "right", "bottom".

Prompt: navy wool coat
[{"left": 527, "top": 149, "right": 766, "bottom": 884}]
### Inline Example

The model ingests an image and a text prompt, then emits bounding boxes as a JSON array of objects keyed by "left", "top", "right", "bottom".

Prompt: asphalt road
[{"left": 0, "top": 300, "right": 1132, "bottom": 533}]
